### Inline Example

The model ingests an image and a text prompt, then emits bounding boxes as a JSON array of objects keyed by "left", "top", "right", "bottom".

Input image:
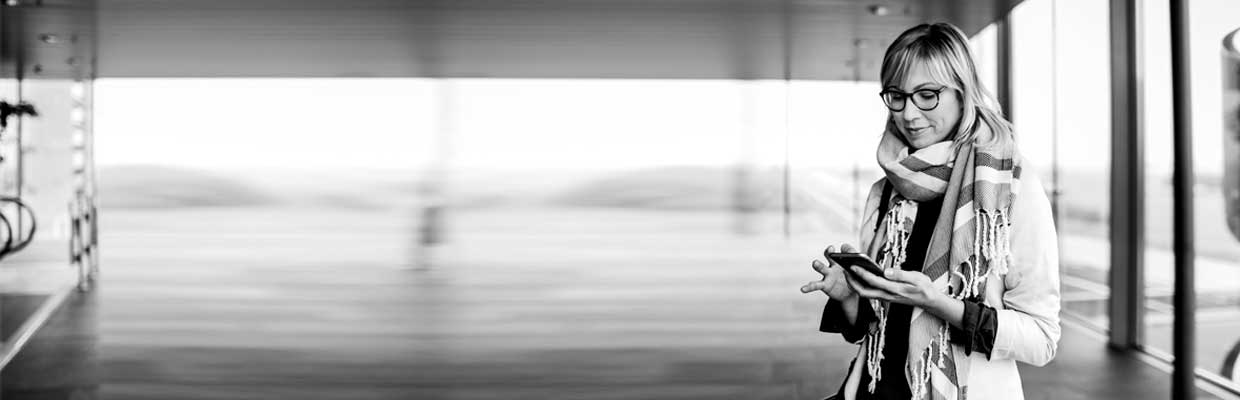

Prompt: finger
[
  {"left": 855, "top": 267, "right": 923, "bottom": 302},
  {"left": 800, "top": 281, "right": 826, "bottom": 293},
  {"left": 812, "top": 259, "right": 828, "bottom": 276},
  {"left": 841, "top": 268, "right": 878, "bottom": 296},
  {"left": 883, "top": 268, "right": 926, "bottom": 285},
  {"left": 849, "top": 279, "right": 890, "bottom": 301},
  {"left": 851, "top": 266, "right": 904, "bottom": 293},
  {"left": 822, "top": 245, "right": 836, "bottom": 260},
  {"left": 841, "top": 243, "right": 859, "bottom": 253}
]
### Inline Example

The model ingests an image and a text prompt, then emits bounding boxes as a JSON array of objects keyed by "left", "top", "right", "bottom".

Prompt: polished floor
[{"left": 0, "top": 206, "right": 1233, "bottom": 399}]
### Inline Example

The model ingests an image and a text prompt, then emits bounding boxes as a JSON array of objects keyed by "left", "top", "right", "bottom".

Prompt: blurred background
[{"left": 0, "top": 0, "right": 1236, "bottom": 399}]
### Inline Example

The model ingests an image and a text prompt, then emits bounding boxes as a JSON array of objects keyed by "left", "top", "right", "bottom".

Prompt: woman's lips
[{"left": 908, "top": 126, "right": 930, "bottom": 135}]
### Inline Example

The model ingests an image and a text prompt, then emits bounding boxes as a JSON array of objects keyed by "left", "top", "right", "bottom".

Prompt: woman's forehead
[{"left": 897, "top": 61, "right": 951, "bottom": 90}]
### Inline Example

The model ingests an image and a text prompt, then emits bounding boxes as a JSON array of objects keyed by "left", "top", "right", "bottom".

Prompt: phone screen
[{"left": 826, "top": 252, "right": 887, "bottom": 281}]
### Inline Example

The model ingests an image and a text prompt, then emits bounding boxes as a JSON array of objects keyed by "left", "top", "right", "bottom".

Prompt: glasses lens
[
  {"left": 881, "top": 92, "right": 906, "bottom": 111},
  {"left": 911, "top": 90, "right": 940, "bottom": 111}
]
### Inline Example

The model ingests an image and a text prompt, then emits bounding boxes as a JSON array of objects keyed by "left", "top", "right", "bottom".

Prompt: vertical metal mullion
[
  {"left": 996, "top": 9, "right": 1013, "bottom": 120},
  {"left": 1050, "top": 0, "right": 1061, "bottom": 226},
  {"left": 1168, "top": 0, "right": 1195, "bottom": 398},
  {"left": 781, "top": 0, "right": 791, "bottom": 238},
  {"left": 1108, "top": 0, "right": 1144, "bottom": 350}
]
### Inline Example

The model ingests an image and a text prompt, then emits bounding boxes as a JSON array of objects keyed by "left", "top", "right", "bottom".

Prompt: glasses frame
[{"left": 878, "top": 86, "right": 948, "bottom": 112}]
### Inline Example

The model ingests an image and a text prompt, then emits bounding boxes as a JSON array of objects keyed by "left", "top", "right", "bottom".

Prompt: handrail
[{"left": 0, "top": 197, "right": 36, "bottom": 259}]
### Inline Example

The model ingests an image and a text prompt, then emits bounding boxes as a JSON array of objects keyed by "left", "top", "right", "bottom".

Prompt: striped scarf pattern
[{"left": 864, "top": 124, "right": 1021, "bottom": 400}]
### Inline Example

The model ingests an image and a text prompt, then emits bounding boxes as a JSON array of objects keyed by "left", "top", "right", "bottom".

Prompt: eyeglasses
[{"left": 879, "top": 86, "right": 948, "bottom": 112}]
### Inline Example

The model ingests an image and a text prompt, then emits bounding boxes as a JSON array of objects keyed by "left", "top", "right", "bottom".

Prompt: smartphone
[{"left": 825, "top": 252, "right": 888, "bottom": 282}]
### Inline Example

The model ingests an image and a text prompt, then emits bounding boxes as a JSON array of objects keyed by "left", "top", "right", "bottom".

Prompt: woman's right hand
[{"left": 800, "top": 244, "right": 861, "bottom": 303}]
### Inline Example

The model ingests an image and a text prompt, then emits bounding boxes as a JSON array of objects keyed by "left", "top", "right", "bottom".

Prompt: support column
[
  {"left": 995, "top": 3, "right": 1013, "bottom": 120},
  {"left": 1107, "top": 0, "right": 1144, "bottom": 350},
  {"left": 1168, "top": 0, "right": 1196, "bottom": 398}
]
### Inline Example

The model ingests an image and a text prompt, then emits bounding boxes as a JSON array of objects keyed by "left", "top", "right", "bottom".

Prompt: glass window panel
[
  {"left": 14, "top": 80, "right": 84, "bottom": 263},
  {"left": 1011, "top": 0, "right": 1057, "bottom": 169},
  {"left": 1140, "top": 0, "right": 1177, "bottom": 364},
  {"left": 1044, "top": 0, "right": 1113, "bottom": 330},
  {"left": 971, "top": 24, "right": 1000, "bottom": 97},
  {"left": 787, "top": 80, "right": 886, "bottom": 237}
]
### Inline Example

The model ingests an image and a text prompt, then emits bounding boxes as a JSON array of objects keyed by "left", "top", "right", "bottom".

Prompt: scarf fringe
[
  {"left": 910, "top": 325, "right": 953, "bottom": 400},
  {"left": 866, "top": 301, "right": 889, "bottom": 393},
  {"left": 866, "top": 199, "right": 912, "bottom": 393},
  {"left": 881, "top": 200, "right": 911, "bottom": 268},
  {"left": 954, "top": 208, "right": 1012, "bottom": 300}
]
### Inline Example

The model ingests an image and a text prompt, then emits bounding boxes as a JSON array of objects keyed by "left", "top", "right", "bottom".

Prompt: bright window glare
[
  {"left": 94, "top": 78, "right": 893, "bottom": 173},
  {"left": 94, "top": 78, "right": 436, "bottom": 171}
]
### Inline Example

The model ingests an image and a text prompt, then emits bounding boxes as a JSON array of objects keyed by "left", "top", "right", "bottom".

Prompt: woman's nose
[{"left": 899, "top": 105, "right": 923, "bottom": 122}]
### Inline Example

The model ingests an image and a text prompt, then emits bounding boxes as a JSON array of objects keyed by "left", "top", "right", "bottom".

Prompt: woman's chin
[
  {"left": 908, "top": 138, "right": 933, "bottom": 150},
  {"left": 907, "top": 133, "right": 949, "bottom": 150}
]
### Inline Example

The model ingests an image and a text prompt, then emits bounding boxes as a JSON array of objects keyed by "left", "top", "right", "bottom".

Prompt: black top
[{"left": 819, "top": 186, "right": 998, "bottom": 399}]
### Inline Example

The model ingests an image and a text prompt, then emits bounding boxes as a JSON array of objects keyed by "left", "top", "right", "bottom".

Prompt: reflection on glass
[
  {"left": 1225, "top": 45, "right": 1240, "bottom": 390},
  {"left": 1194, "top": 0, "right": 1240, "bottom": 390},
  {"left": 1141, "top": 0, "right": 1240, "bottom": 391}
]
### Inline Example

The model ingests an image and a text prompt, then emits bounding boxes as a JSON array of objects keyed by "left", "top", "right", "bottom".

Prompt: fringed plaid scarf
[{"left": 864, "top": 124, "right": 1021, "bottom": 400}]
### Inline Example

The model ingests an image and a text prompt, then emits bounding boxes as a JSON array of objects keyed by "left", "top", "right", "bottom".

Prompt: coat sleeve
[
  {"left": 948, "top": 300, "right": 999, "bottom": 358},
  {"left": 820, "top": 298, "right": 875, "bottom": 344},
  {"left": 991, "top": 172, "right": 1063, "bottom": 367}
]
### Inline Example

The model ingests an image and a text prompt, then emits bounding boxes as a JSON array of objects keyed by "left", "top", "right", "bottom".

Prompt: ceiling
[{"left": 2, "top": 0, "right": 1024, "bottom": 81}]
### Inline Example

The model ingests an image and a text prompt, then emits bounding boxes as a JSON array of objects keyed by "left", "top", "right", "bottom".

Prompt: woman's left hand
[
  {"left": 849, "top": 266, "right": 967, "bottom": 328},
  {"left": 847, "top": 266, "right": 943, "bottom": 308}
]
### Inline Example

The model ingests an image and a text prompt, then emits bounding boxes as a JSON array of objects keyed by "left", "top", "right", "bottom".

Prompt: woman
[{"left": 798, "top": 23, "right": 1061, "bottom": 400}]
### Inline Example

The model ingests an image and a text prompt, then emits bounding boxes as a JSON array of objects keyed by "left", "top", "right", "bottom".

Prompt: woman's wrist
[
  {"left": 926, "top": 291, "right": 965, "bottom": 329},
  {"left": 841, "top": 292, "right": 861, "bottom": 325}
]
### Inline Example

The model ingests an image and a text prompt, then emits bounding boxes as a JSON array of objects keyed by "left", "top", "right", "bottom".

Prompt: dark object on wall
[{"left": 0, "top": 101, "right": 38, "bottom": 129}]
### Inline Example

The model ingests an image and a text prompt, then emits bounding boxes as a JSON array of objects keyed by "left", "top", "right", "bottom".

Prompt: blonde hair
[{"left": 880, "top": 23, "right": 1014, "bottom": 148}]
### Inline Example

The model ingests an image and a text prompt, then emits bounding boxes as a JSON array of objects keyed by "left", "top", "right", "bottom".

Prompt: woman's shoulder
[
  {"left": 857, "top": 177, "right": 889, "bottom": 247},
  {"left": 1011, "top": 157, "right": 1054, "bottom": 227},
  {"left": 863, "top": 177, "right": 887, "bottom": 210},
  {"left": 1015, "top": 157, "right": 1048, "bottom": 197},
  {"left": 867, "top": 177, "right": 887, "bottom": 196}
]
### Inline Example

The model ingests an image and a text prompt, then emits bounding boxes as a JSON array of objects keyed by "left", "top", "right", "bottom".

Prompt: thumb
[{"left": 841, "top": 243, "right": 859, "bottom": 253}]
